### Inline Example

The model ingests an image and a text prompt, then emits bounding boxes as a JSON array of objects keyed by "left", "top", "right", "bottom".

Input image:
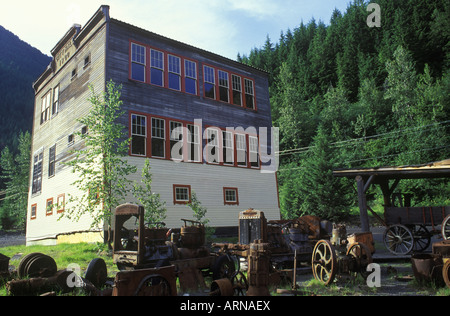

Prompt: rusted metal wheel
[
  {"left": 19, "top": 253, "right": 57, "bottom": 278},
  {"left": 346, "top": 242, "right": 373, "bottom": 279},
  {"left": 443, "top": 260, "right": 450, "bottom": 289},
  {"left": 18, "top": 253, "right": 43, "bottom": 278},
  {"left": 212, "top": 255, "right": 236, "bottom": 280},
  {"left": 412, "top": 225, "right": 431, "bottom": 252},
  {"left": 231, "top": 271, "right": 248, "bottom": 296},
  {"left": 383, "top": 224, "right": 414, "bottom": 255},
  {"left": 442, "top": 215, "right": 450, "bottom": 240},
  {"left": 85, "top": 258, "right": 107, "bottom": 288},
  {"left": 312, "top": 240, "right": 337, "bottom": 286},
  {"left": 134, "top": 274, "right": 172, "bottom": 296},
  {"left": 210, "top": 278, "right": 234, "bottom": 296}
]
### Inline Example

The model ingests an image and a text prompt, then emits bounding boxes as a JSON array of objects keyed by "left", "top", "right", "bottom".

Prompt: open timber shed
[{"left": 333, "top": 159, "right": 450, "bottom": 234}]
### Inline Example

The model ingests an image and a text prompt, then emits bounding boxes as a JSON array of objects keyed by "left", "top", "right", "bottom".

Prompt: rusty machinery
[
  {"left": 112, "top": 203, "right": 233, "bottom": 294},
  {"left": 311, "top": 224, "right": 374, "bottom": 286}
]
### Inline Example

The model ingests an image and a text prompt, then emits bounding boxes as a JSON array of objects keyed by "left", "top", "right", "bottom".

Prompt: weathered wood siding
[{"left": 26, "top": 17, "right": 108, "bottom": 244}]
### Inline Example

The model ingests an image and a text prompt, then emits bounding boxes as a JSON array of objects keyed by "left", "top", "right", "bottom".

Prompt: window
[
  {"left": 81, "top": 126, "right": 88, "bottom": 135},
  {"left": 68, "top": 134, "right": 74, "bottom": 146},
  {"left": 170, "top": 121, "right": 183, "bottom": 160},
  {"left": 206, "top": 128, "right": 219, "bottom": 164},
  {"left": 84, "top": 54, "right": 91, "bottom": 68},
  {"left": 204, "top": 66, "right": 215, "bottom": 99},
  {"left": 168, "top": 55, "right": 181, "bottom": 91},
  {"left": 249, "top": 136, "right": 259, "bottom": 168},
  {"left": 131, "top": 114, "right": 147, "bottom": 156},
  {"left": 71, "top": 68, "right": 77, "bottom": 80},
  {"left": 187, "top": 124, "right": 200, "bottom": 162},
  {"left": 57, "top": 194, "right": 65, "bottom": 213},
  {"left": 46, "top": 198, "right": 53, "bottom": 216},
  {"left": 52, "top": 85, "right": 59, "bottom": 116},
  {"left": 32, "top": 152, "right": 43, "bottom": 194},
  {"left": 173, "top": 185, "right": 191, "bottom": 204},
  {"left": 151, "top": 118, "right": 165, "bottom": 158},
  {"left": 244, "top": 79, "right": 255, "bottom": 109},
  {"left": 131, "top": 43, "right": 145, "bottom": 82},
  {"left": 151, "top": 49, "right": 164, "bottom": 86},
  {"left": 31, "top": 204, "right": 37, "bottom": 220},
  {"left": 235, "top": 134, "right": 247, "bottom": 167},
  {"left": 40, "top": 90, "right": 51, "bottom": 125},
  {"left": 185, "top": 60, "right": 197, "bottom": 95},
  {"left": 48, "top": 145, "right": 56, "bottom": 178},
  {"left": 224, "top": 188, "right": 239, "bottom": 205},
  {"left": 223, "top": 131, "right": 234, "bottom": 165},
  {"left": 218, "top": 70, "right": 229, "bottom": 103},
  {"left": 232, "top": 75, "right": 242, "bottom": 106}
]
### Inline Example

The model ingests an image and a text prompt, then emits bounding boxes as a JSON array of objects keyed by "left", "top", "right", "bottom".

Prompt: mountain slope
[{"left": 0, "top": 25, "right": 51, "bottom": 152}]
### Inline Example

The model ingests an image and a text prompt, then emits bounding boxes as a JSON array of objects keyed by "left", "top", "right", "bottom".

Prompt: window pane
[
  {"left": 132, "top": 136, "right": 146, "bottom": 156},
  {"left": 185, "top": 77, "right": 196, "bottom": 95},
  {"left": 219, "top": 71, "right": 229, "bottom": 102},
  {"left": 169, "top": 72, "right": 181, "bottom": 91},
  {"left": 131, "top": 63, "right": 145, "bottom": 82},
  {"left": 151, "top": 68, "right": 163, "bottom": 86},
  {"left": 204, "top": 83, "right": 215, "bottom": 99}
]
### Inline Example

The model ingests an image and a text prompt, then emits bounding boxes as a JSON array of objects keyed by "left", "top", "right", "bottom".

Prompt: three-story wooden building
[{"left": 27, "top": 5, "right": 280, "bottom": 245}]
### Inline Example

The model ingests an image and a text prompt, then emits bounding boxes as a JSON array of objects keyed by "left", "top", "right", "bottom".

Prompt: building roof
[{"left": 333, "top": 159, "right": 450, "bottom": 180}]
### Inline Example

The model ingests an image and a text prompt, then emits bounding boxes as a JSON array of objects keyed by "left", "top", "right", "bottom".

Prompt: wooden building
[{"left": 26, "top": 6, "right": 280, "bottom": 245}]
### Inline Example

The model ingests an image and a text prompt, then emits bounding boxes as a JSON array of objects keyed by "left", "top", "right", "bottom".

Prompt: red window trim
[
  {"left": 129, "top": 40, "right": 200, "bottom": 96},
  {"left": 46, "top": 198, "right": 53, "bottom": 216},
  {"left": 223, "top": 187, "right": 239, "bottom": 205},
  {"left": 202, "top": 63, "right": 257, "bottom": 111},
  {"left": 128, "top": 111, "right": 261, "bottom": 170},
  {"left": 57, "top": 193, "right": 65, "bottom": 214},
  {"left": 173, "top": 184, "right": 192, "bottom": 205},
  {"left": 30, "top": 203, "right": 37, "bottom": 220}
]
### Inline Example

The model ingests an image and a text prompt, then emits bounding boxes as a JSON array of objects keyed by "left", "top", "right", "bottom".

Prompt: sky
[{"left": 1, "top": 0, "right": 352, "bottom": 60}]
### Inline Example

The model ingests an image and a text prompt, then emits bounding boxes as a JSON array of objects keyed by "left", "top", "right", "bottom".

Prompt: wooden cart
[{"left": 334, "top": 159, "right": 450, "bottom": 255}]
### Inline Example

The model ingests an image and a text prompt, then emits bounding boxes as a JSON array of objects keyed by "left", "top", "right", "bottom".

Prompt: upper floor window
[
  {"left": 168, "top": 55, "right": 181, "bottom": 91},
  {"left": 48, "top": 145, "right": 56, "bottom": 178},
  {"left": 185, "top": 60, "right": 197, "bottom": 95},
  {"left": 40, "top": 90, "right": 51, "bottom": 125},
  {"left": 151, "top": 117, "right": 166, "bottom": 158},
  {"left": 203, "top": 66, "right": 215, "bottom": 99},
  {"left": 232, "top": 75, "right": 242, "bottom": 106},
  {"left": 131, "top": 43, "right": 146, "bottom": 82},
  {"left": 32, "top": 152, "right": 43, "bottom": 194},
  {"left": 244, "top": 79, "right": 255, "bottom": 109},
  {"left": 218, "top": 70, "right": 229, "bottom": 103},
  {"left": 131, "top": 114, "right": 147, "bottom": 156},
  {"left": 151, "top": 49, "right": 164, "bottom": 86},
  {"left": 52, "top": 85, "right": 59, "bottom": 116}
]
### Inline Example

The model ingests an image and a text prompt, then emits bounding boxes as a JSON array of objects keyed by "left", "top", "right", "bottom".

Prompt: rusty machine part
[
  {"left": 443, "top": 260, "right": 450, "bottom": 288},
  {"left": 247, "top": 239, "right": 271, "bottom": 296},
  {"left": 210, "top": 271, "right": 249, "bottom": 296},
  {"left": 312, "top": 224, "right": 373, "bottom": 285},
  {"left": 112, "top": 265, "right": 177, "bottom": 296},
  {"left": 432, "top": 239, "right": 450, "bottom": 288},
  {"left": 442, "top": 214, "right": 450, "bottom": 240},
  {"left": 18, "top": 252, "right": 57, "bottom": 278},
  {"left": 0, "top": 253, "right": 10, "bottom": 283}
]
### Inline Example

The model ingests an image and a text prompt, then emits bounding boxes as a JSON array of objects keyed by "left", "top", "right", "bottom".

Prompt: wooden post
[{"left": 356, "top": 176, "right": 370, "bottom": 232}]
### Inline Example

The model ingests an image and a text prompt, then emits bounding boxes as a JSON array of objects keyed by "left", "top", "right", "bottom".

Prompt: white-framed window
[
  {"left": 52, "top": 85, "right": 59, "bottom": 116},
  {"left": 223, "top": 131, "right": 234, "bottom": 165},
  {"left": 40, "top": 90, "right": 51, "bottom": 125},
  {"left": 173, "top": 184, "right": 191, "bottom": 204},
  {"left": 249, "top": 136, "right": 259, "bottom": 168},
  {"left": 32, "top": 151, "right": 43, "bottom": 194},
  {"left": 224, "top": 187, "right": 239, "bottom": 205},
  {"left": 151, "top": 49, "right": 164, "bottom": 86},
  {"left": 206, "top": 128, "right": 219, "bottom": 164},
  {"left": 131, "top": 43, "right": 145, "bottom": 82},
  {"left": 48, "top": 144, "right": 56, "bottom": 178},
  {"left": 151, "top": 117, "right": 165, "bottom": 158},
  {"left": 204, "top": 66, "right": 215, "bottom": 99},
  {"left": 232, "top": 75, "right": 242, "bottom": 106},
  {"left": 168, "top": 54, "right": 181, "bottom": 91},
  {"left": 185, "top": 60, "right": 197, "bottom": 95},
  {"left": 235, "top": 134, "right": 247, "bottom": 167},
  {"left": 218, "top": 70, "right": 229, "bottom": 103},
  {"left": 170, "top": 121, "right": 183, "bottom": 160},
  {"left": 244, "top": 78, "right": 255, "bottom": 109},
  {"left": 187, "top": 124, "right": 200, "bottom": 162},
  {"left": 131, "top": 114, "right": 147, "bottom": 156}
]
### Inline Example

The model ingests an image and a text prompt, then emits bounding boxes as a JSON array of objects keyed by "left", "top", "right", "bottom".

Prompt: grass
[{"left": 0, "top": 242, "right": 118, "bottom": 296}]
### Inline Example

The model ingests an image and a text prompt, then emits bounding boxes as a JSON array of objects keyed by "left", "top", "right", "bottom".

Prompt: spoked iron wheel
[
  {"left": 346, "top": 242, "right": 373, "bottom": 279},
  {"left": 443, "top": 260, "right": 450, "bottom": 289},
  {"left": 231, "top": 271, "right": 249, "bottom": 296},
  {"left": 442, "top": 215, "right": 450, "bottom": 240},
  {"left": 312, "top": 240, "right": 337, "bottom": 286},
  {"left": 383, "top": 224, "right": 414, "bottom": 255},
  {"left": 412, "top": 225, "right": 431, "bottom": 252}
]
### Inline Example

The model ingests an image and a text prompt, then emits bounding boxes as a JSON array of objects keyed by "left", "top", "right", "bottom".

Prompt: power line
[{"left": 277, "top": 120, "right": 450, "bottom": 156}]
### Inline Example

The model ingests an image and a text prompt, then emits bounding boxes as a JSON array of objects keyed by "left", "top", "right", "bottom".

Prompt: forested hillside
[
  {"left": 0, "top": 25, "right": 51, "bottom": 152},
  {"left": 238, "top": 0, "right": 450, "bottom": 220}
]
